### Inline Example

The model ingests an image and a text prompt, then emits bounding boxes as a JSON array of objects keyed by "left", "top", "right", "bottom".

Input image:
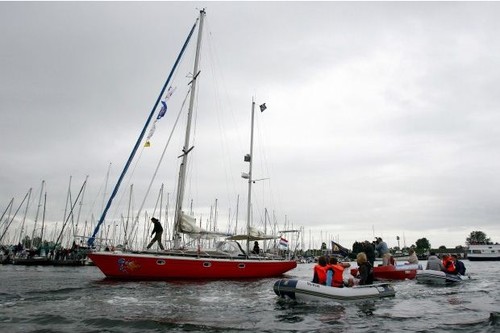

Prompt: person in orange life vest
[
  {"left": 326, "top": 257, "right": 353, "bottom": 287},
  {"left": 312, "top": 255, "right": 328, "bottom": 285},
  {"left": 442, "top": 254, "right": 456, "bottom": 274}
]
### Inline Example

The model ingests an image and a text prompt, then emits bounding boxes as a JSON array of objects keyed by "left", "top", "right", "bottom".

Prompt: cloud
[{"left": 1, "top": 2, "right": 500, "bottom": 249}]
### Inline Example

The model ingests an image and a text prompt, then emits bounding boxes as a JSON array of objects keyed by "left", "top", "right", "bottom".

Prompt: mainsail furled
[
  {"left": 227, "top": 226, "right": 277, "bottom": 241},
  {"left": 179, "top": 213, "right": 232, "bottom": 239}
]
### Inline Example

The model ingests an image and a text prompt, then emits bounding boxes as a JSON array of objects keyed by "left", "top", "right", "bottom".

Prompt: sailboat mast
[
  {"left": 40, "top": 192, "right": 46, "bottom": 242},
  {"left": 173, "top": 9, "right": 206, "bottom": 248},
  {"left": 245, "top": 99, "right": 256, "bottom": 255},
  {"left": 18, "top": 188, "right": 32, "bottom": 245},
  {"left": 31, "top": 180, "right": 45, "bottom": 247}
]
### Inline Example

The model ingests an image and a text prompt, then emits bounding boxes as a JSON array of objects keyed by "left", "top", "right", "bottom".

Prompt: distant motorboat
[
  {"left": 415, "top": 270, "right": 470, "bottom": 285},
  {"left": 467, "top": 244, "right": 500, "bottom": 261},
  {"left": 273, "top": 279, "right": 396, "bottom": 302}
]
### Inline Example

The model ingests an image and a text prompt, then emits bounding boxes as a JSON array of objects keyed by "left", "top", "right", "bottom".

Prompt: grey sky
[{"left": 1, "top": 1, "right": 499, "bottom": 249}]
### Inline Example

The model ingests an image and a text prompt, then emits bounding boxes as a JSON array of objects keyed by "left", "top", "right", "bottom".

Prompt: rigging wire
[{"left": 126, "top": 88, "right": 192, "bottom": 246}]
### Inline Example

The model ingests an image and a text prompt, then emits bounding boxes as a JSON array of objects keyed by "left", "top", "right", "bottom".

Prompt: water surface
[{"left": 0, "top": 261, "right": 498, "bottom": 332}]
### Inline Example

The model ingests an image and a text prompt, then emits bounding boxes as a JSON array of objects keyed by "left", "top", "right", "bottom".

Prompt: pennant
[
  {"left": 144, "top": 86, "right": 177, "bottom": 146},
  {"left": 157, "top": 101, "right": 167, "bottom": 120},
  {"left": 259, "top": 103, "right": 267, "bottom": 112},
  {"left": 165, "top": 86, "right": 176, "bottom": 100}
]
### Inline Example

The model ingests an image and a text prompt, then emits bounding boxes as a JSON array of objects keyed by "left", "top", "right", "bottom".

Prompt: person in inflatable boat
[
  {"left": 451, "top": 254, "right": 466, "bottom": 275},
  {"left": 353, "top": 252, "right": 374, "bottom": 285},
  {"left": 426, "top": 252, "right": 445, "bottom": 271},
  {"left": 312, "top": 255, "right": 328, "bottom": 285},
  {"left": 326, "top": 257, "right": 353, "bottom": 287},
  {"left": 441, "top": 254, "right": 457, "bottom": 274}
]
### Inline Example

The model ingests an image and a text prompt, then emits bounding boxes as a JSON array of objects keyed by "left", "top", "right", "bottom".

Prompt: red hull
[
  {"left": 350, "top": 264, "right": 421, "bottom": 281},
  {"left": 88, "top": 251, "right": 297, "bottom": 280}
]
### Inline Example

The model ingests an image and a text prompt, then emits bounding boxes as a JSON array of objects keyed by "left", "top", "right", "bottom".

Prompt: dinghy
[
  {"left": 351, "top": 263, "right": 423, "bottom": 281},
  {"left": 273, "top": 279, "right": 395, "bottom": 302},
  {"left": 415, "top": 270, "right": 470, "bottom": 285}
]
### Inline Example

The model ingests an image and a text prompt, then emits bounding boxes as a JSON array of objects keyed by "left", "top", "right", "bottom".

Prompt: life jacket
[
  {"left": 313, "top": 264, "right": 328, "bottom": 285},
  {"left": 332, "top": 264, "right": 345, "bottom": 287},
  {"left": 442, "top": 257, "right": 456, "bottom": 274}
]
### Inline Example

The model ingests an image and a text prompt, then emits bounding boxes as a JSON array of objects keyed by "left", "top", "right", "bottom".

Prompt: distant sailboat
[{"left": 87, "top": 9, "right": 297, "bottom": 280}]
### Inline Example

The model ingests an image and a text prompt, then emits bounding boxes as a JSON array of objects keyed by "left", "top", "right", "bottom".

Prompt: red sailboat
[{"left": 87, "top": 9, "right": 297, "bottom": 280}]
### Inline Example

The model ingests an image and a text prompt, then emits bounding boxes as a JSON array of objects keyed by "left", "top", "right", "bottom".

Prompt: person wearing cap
[{"left": 146, "top": 217, "right": 165, "bottom": 250}]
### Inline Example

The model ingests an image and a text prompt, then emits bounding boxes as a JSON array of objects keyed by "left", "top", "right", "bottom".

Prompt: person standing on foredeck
[{"left": 146, "top": 217, "right": 165, "bottom": 250}]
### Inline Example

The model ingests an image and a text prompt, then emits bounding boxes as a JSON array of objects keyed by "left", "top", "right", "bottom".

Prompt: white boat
[
  {"left": 415, "top": 270, "right": 470, "bottom": 285},
  {"left": 467, "top": 244, "right": 500, "bottom": 261},
  {"left": 273, "top": 279, "right": 396, "bottom": 302}
]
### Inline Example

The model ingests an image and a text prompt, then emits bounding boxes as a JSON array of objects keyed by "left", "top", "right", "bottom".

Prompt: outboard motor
[{"left": 273, "top": 279, "right": 298, "bottom": 299}]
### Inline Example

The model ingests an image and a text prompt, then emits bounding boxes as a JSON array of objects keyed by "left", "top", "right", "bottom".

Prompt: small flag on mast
[
  {"left": 279, "top": 237, "right": 288, "bottom": 248},
  {"left": 259, "top": 103, "right": 267, "bottom": 112}
]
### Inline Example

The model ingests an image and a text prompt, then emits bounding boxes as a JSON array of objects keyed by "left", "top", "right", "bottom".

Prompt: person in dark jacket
[
  {"left": 363, "top": 240, "right": 376, "bottom": 266},
  {"left": 252, "top": 241, "right": 260, "bottom": 254},
  {"left": 355, "top": 252, "right": 374, "bottom": 285},
  {"left": 147, "top": 217, "right": 165, "bottom": 250},
  {"left": 452, "top": 254, "right": 466, "bottom": 275}
]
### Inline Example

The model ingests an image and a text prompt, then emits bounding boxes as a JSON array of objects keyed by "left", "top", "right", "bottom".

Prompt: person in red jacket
[
  {"left": 442, "top": 254, "right": 456, "bottom": 274},
  {"left": 327, "top": 257, "right": 353, "bottom": 287},
  {"left": 312, "top": 255, "right": 328, "bottom": 285}
]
